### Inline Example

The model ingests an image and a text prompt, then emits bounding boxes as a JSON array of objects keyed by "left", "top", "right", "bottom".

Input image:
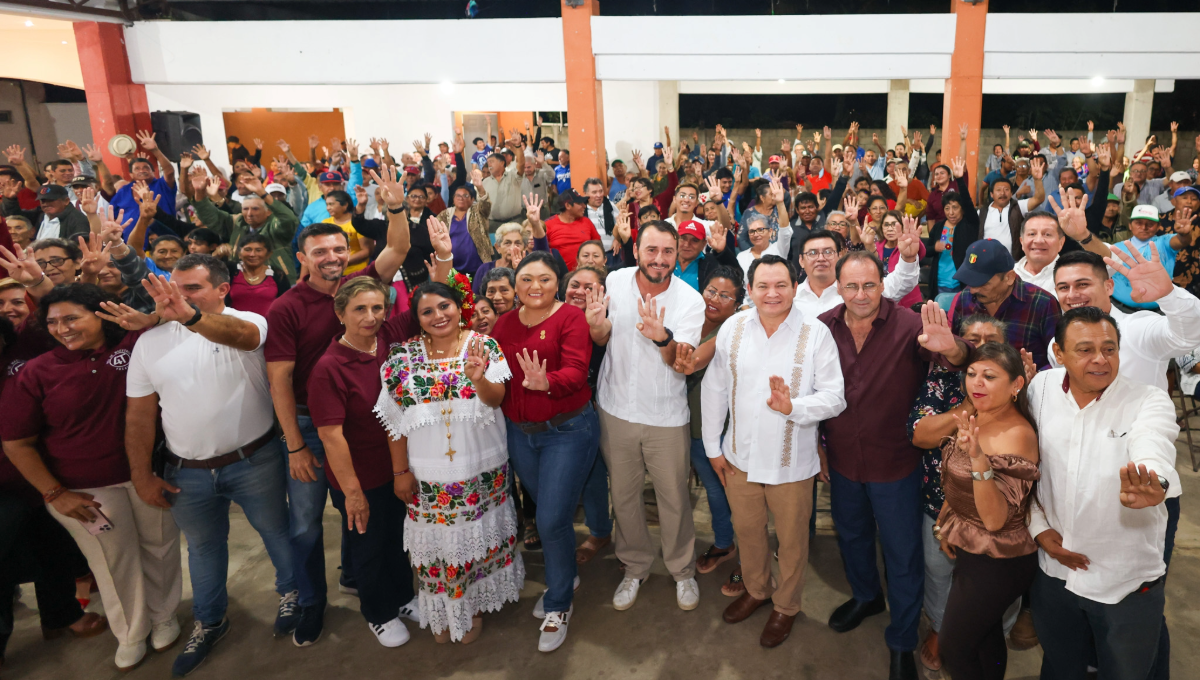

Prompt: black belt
[
  {"left": 163, "top": 429, "right": 277, "bottom": 470},
  {"left": 516, "top": 404, "right": 588, "bottom": 434},
  {"left": 295, "top": 404, "right": 310, "bottom": 417}
]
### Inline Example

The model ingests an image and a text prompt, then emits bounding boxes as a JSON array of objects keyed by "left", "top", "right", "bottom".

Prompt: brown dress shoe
[
  {"left": 1007, "top": 608, "right": 1039, "bottom": 650},
  {"left": 759, "top": 611, "right": 796, "bottom": 648},
  {"left": 722, "top": 592, "right": 771, "bottom": 624}
]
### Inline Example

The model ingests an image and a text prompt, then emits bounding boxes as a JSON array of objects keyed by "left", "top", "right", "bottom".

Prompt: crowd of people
[{"left": 0, "top": 116, "right": 1194, "bottom": 680}]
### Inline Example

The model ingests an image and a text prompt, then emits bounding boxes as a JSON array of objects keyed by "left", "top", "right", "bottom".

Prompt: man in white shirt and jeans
[
  {"left": 1027, "top": 306, "right": 1180, "bottom": 680},
  {"left": 702, "top": 254, "right": 845, "bottom": 648},
  {"left": 123, "top": 256, "right": 297, "bottom": 677},
  {"left": 589, "top": 220, "right": 705, "bottom": 613}
]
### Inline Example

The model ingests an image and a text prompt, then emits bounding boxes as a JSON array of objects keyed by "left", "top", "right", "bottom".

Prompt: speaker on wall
[{"left": 150, "top": 111, "right": 204, "bottom": 162}]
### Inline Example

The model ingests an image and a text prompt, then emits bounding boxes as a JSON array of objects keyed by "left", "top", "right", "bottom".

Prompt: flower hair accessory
[{"left": 447, "top": 269, "right": 475, "bottom": 327}]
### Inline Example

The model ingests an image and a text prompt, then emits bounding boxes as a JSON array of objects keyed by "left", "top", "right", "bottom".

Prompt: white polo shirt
[
  {"left": 1014, "top": 255, "right": 1058, "bottom": 294},
  {"left": 126, "top": 307, "right": 274, "bottom": 460},
  {"left": 596, "top": 267, "right": 705, "bottom": 427}
]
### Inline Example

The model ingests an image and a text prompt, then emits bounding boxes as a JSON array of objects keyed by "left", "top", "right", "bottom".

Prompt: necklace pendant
[
  {"left": 540, "top": 330, "right": 546, "bottom": 339},
  {"left": 446, "top": 446, "right": 456, "bottom": 461}
]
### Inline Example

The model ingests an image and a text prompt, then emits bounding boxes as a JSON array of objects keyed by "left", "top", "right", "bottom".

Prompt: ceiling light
[
  {"left": 24, "top": 20, "right": 33, "bottom": 27},
  {"left": 777, "top": 79, "right": 785, "bottom": 83},
  {"left": 440, "top": 81, "right": 454, "bottom": 94},
  {"left": 1091, "top": 76, "right": 1104, "bottom": 86}
]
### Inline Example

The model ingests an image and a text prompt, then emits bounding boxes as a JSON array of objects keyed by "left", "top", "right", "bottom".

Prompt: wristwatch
[
  {"left": 182, "top": 305, "right": 203, "bottom": 327},
  {"left": 1158, "top": 475, "right": 1170, "bottom": 493},
  {"left": 653, "top": 328, "right": 675, "bottom": 347},
  {"left": 970, "top": 469, "right": 995, "bottom": 482}
]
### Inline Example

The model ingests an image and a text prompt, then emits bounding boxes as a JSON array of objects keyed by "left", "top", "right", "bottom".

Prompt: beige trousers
[
  {"left": 47, "top": 481, "right": 182, "bottom": 646},
  {"left": 598, "top": 407, "right": 696, "bottom": 581},
  {"left": 724, "top": 465, "right": 813, "bottom": 616}
]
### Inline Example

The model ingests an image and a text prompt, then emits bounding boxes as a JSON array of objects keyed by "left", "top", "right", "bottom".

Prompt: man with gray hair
[{"left": 193, "top": 175, "right": 300, "bottom": 281}]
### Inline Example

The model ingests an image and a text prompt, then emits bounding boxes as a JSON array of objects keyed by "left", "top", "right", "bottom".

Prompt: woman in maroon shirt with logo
[
  {"left": 0, "top": 284, "right": 182, "bottom": 671},
  {"left": 490, "top": 250, "right": 596, "bottom": 653}
]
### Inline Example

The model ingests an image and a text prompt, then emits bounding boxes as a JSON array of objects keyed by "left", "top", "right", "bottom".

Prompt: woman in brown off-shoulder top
[{"left": 933, "top": 342, "right": 1040, "bottom": 680}]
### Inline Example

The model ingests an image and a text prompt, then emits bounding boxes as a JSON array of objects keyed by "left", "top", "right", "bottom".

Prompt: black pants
[
  {"left": 329, "top": 484, "right": 415, "bottom": 626},
  {"left": 1032, "top": 568, "right": 1165, "bottom": 680},
  {"left": 940, "top": 549, "right": 1038, "bottom": 680},
  {"left": 0, "top": 496, "right": 88, "bottom": 658}
]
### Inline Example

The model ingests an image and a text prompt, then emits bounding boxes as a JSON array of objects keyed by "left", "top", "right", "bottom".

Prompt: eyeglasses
[
  {"left": 826, "top": 221, "right": 850, "bottom": 229},
  {"left": 703, "top": 287, "right": 736, "bottom": 303},
  {"left": 748, "top": 228, "right": 771, "bottom": 236},
  {"left": 803, "top": 248, "right": 837, "bottom": 259},
  {"left": 36, "top": 257, "right": 68, "bottom": 269},
  {"left": 840, "top": 282, "right": 879, "bottom": 294}
]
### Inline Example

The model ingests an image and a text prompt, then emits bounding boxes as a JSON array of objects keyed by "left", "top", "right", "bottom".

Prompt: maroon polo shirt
[
  {"left": 818, "top": 298, "right": 961, "bottom": 484},
  {"left": 0, "top": 321, "right": 58, "bottom": 503},
  {"left": 0, "top": 329, "right": 144, "bottom": 490},
  {"left": 306, "top": 317, "right": 410, "bottom": 493},
  {"left": 265, "top": 263, "right": 417, "bottom": 408}
]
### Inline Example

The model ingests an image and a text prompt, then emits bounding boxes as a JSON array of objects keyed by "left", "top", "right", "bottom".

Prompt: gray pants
[{"left": 922, "top": 514, "right": 1020, "bottom": 634}]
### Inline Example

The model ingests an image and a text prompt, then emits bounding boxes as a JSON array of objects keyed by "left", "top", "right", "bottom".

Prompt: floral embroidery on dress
[
  {"left": 415, "top": 536, "right": 518, "bottom": 599},
  {"left": 381, "top": 335, "right": 503, "bottom": 407},
  {"left": 408, "top": 463, "right": 509, "bottom": 526}
]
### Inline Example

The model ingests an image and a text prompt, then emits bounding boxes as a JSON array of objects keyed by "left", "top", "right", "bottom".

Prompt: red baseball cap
[
  {"left": 768, "top": 155, "right": 782, "bottom": 164},
  {"left": 676, "top": 219, "right": 706, "bottom": 240}
]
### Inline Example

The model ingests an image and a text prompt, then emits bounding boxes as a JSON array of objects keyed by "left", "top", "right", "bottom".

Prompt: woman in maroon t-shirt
[
  {"left": 0, "top": 283, "right": 181, "bottom": 671},
  {"left": 307, "top": 277, "right": 415, "bottom": 647},
  {"left": 226, "top": 233, "right": 289, "bottom": 318}
]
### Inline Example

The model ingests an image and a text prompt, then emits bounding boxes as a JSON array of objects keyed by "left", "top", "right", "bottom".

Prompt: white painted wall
[{"left": 45, "top": 102, "right": 92, "bottom": 147}]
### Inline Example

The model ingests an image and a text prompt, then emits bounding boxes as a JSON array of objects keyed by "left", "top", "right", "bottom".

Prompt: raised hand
[
  {"left": 1027, "top": 128, "right": 1038, "bottom": 141},
  {"left": 205, "top": 175, "right": 222, "bottom": 199},
  {"left": 308, "top": 134, "right": 320, "bottom": 149},
  {"left": 252, "top": 138, "right": 264, "bottom": 151},
  {"left": 898, "top": 214, "right": 920, "bottom": 261},
  {"left": 842, "top": 191, "right": 861, "bottom": 216},
  {"left": 78, "top": 233, "right": 111, "bottom": 277},
  {"left": 192, "top": 144, "right": 210, "bottom": 160},
  {"left": 4, "top": 145, "right": 25, "bottom": 165},
  {"left": 368, "top": 165, "right": 406, "bottom": 209},
  {"left": 662, "top": 143, "right": 674, "bottom": 168},
  {"left": 0, "top": 245, "right": 44, "bottom": 286},
  {"left": 769, "top": 175, "right": 785, "bottom": 203},
  {"left": 917, "top": 301, "right": 958, "bottom": 354},
  {"left": 100, "top": 206, "right": 132, "bottom": 245},
  {"left": 673, "top": 343, "right": 698, "bottom": 374},
  {"left": 1170, "top": 121, "right": 1179, "bottom": 133},
  {"left": 426, "top": 216, "right": 452, "bottom": 257},
  {"left": 1078, "top": 135, "right": 1093, "bottom": 157},
  {"left": 584, "top": 284, "right": 609, "bottom": 327},
  {"left": 83, "top": 143, "right": 104, "bottom": 163},
  {"left": 635, "top": 294, "right": 668, "bottom": 343},
  {"left": 77, "top": 186, "right": 99, "bottom": 215},
  {"left": 97, "top": 301, "right": 158, "bottom": 331},
  {"left": 516, "top": 348, "right": 549, "bottom": 391},
  {"left": 950, "top": 156, "right": 966, "bottom": 179},
  {"left": 1030, "top": 156, "right": 1047, "bottom": 180},
  {"left": 1087, "top": 120, "right": 1094, "bottom": 132},
  {"left": 704, "top": 174, "right": 723, "bottom": 202},
  {"left": 463, "top": 336, "right": 491, "bottom": 384},
  {"left": 522, "top": 193, "right": 543, "bottom": 222},
  {"left": 706, "top": 219, "right": 728, "bottom": 253},
  {"left": 1002, "top": 124, "right": 1011, "bottom": 135},
  {"left": 141, "top": 274, "right": 195, "bottom": 323},
  {"left": 894, "top": 166, "right": 909, "bottom": 188},
  {"left": 136, "top": 130, "right": 158, "bottom": 151},
  {"left": 824, "top": 125, "right": 833, "bottom": 140},
  {"left": 1105, "top": 242, "right": 1174, "bottom": 304},
  {"left": 952, "top": 412, "right": 984, "bottom": 459},
  {"left": 958, "top": 123, "right": 969, "bottom": 140},
  {"left": 766, "top": 375, "right": 793, "bottom": 415},
  {"left": 1118, "top": 461, "right": 1166, "bottom": 509},
  {"left": 612, "top": 210, "right": 631, "bottom": 252},
  {"left": 136, "top": 190, "right": 161, "bottom": 220},
  {"left": 1020, "top": 348, "right": 1037, "bottom": 385},
  {"left": 1049, "top": 189, "right": 1089, "bottom": 241}
]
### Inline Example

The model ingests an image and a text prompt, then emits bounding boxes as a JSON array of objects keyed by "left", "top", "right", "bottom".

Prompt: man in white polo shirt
[
  {"left": 588, "top": 220, "right": 705, "bottom": 614},
  {"left": 123, "top": 256, "right": 297, "bottom": 677}
]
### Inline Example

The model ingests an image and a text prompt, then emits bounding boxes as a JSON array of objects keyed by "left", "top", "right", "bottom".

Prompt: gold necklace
[
  {"left": 423, "top": 328, "right": 464, "bottom": 356},
  {"left": 243, "top": 269, "right": 266, "bottom": 284},
  {"left": 520, "top": 303, "right": 555, "bottom": 328},
  {"left": 422, "top": 330, "right": 466, "bottom": 461},
  {"left": 339, "top": 335, "right": 377, "bottom": 355}
]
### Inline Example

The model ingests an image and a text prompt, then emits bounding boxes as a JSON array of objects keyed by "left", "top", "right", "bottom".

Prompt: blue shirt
[
  {"left": 937, "top": 249, "right": 960, "bottom": 291},
  {"left": 554, "top": 165, "right": 572, "bottom": 194},
  {"left": 471, "top": 148, "right": 491, "bottom": 169},
  {"left": 144, "top": 257, "right": 171, "bottom": 280},
  {"left": 982, "top": 169, "right": 1014, "bottom": 187},
  {"left": 674, "top": 252, "right": 704, "bottom": 291},
  {"left": 608, "top": 179, "right": 627, "bottom": 202},
  {"left": 1112, "top": 235, "right": 1176, "bottom": 310},
  {"left": 110, "top": 176, "right": 177, "bottom": 229}
]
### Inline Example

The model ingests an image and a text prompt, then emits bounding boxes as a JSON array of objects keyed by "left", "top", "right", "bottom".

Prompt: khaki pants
[
  {"left": 598, "top": 407, "right": 695, "bottom": 581},
  {"left": 724, "top": 465, "right": 813, "bottom": 616},
  {"left": 47, "top": 481, "right": 182, "bottom": 646}
]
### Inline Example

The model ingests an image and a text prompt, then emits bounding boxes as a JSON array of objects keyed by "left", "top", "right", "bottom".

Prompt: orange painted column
[
  {"left": 942, "top": 0, "right": 987, "bottom": 200},
  {"left": 73, "top": 22, "right": 153, "bottom": 175},
  {"left": 560, "top": 0, "right": 606, "bottom": 190}
]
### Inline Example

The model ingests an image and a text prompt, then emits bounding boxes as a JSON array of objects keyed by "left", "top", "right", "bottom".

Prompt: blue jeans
[
  {"left": 164, "top": 438, "right": 294, "bottom": 625},
  {"left": 290, "top": 415, "right": 332, "bottom": 608},
  {"left": 830, "top": 466, "right": 924, "bottom": 652},
  {"left": 505, "top": 404, "right": 600, "bottom": 613},
  {"left": 580, "top": 447, "right": 612, "bottom": 539},
  {"left": 689, "top": 438, "right": 733, "bottom": 549}
]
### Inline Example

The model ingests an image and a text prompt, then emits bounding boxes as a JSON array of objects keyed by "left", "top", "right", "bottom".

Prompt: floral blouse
[{"left": 906, "top": 364, "right": 967, "bottom": 521}]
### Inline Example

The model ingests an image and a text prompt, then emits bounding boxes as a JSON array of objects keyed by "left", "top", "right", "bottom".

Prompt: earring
[{"left": 1012, "top": 393, "right": 1018, "bottom": 402}]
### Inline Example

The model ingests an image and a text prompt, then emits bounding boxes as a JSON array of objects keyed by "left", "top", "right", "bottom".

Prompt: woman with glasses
[
  {"left": 736, "top": 213, "right": 782, "bottom": 289},
  {"left": 874, "top": 211, "right": 927, "bottom": 309}
]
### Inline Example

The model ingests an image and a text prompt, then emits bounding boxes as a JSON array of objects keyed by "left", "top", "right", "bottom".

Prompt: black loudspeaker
[{"left": 150, "top": 111, "right": 204, "bottom": 162}]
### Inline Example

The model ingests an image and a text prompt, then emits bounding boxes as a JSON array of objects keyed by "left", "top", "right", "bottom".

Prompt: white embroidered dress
[{"left": 375, "top": 330, "right": 524, "bottom": 641}]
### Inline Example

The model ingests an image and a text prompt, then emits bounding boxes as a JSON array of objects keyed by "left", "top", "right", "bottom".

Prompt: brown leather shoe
[
  {"left": 759, "top": 611, "right": 796, "bottom": 648},
  {"left": 1006, "top": 608, "right": 1039, "bottom": 650},
  {"left": 722, "top": 592, "right": 771, "bottom": 624}
]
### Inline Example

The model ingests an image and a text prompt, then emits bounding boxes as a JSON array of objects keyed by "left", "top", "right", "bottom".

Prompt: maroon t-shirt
[
  {"left": 0, "top": 321, "right": 58, "bottom": 503},
  {"left": 266, "top": 263, "right": 416, "bottom": 407},
  {"left": 228, "top": 271, "right": 280, "bottom": 319},
  {"left": 306, "top": 317, "right": 410, "bottom": 493},
  {"left": 0, "top": 329, "right": 144, "bottom": 490}
]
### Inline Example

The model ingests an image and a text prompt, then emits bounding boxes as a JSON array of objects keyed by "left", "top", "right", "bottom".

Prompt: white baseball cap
[
  {"left": 265, "top": 183, "right": 286, "bottom": 195},
  {"left": 1130, "top": 204, "right": 1160, "bottom": 223}
]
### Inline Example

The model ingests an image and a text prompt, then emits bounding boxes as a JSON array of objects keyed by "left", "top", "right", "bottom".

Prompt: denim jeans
[
  {"left": 580, "top": 447, "right": 613, "bottom": 539},
  {"left": 291, "top": 415, "right": 331, "bottom": 608},
  {"left": 164, "top": 438, "right": 295, "bottom": 625},
  {"left": 689, "top": 438, "right": 733, "bottom": 549},
  {"left": 505, "top": 403, "right": 600, "bottom": 613}
]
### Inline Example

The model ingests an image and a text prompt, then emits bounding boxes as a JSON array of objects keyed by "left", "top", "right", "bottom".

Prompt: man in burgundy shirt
[
  {"left": 264, "top": 178, "right": 452, "bottom": 646},
  {"left": 544, "top": 189, "right": 601, "bottom": 271},
  {"left": 817, "top": 250, "right": 969, "bottom": 680}
]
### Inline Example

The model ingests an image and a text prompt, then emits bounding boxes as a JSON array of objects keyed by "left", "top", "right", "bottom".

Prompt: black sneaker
[
  {"left": 292, "top": 602, "right": 325, "bottom": 647},
  {"left": 337, "top": 572, "right": 358, "bottom": 597},
  {"left": 171, "top": 619, "right": 230, "bottom": 677},
  {"left": 274, "top": 590, "right": 301, "bottom": 637}
]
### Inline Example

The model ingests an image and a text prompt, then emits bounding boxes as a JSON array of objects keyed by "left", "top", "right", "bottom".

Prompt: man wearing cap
[
  {"left": 544, "top": 189, "right": 600, "bottom": 271},
  {"left": 9, "top": 185, "right": 91, "bottom": 243},
  {"left": 608, "top": 160, "right": 628, "bottom": 202},
  {"left": 1110, "top": 204, "right": 1184, "bottom": 311},
  {"left": 948, "top": 238, "right": 1061, "bottom": 369},
  {"left": 646, "top": 142, "right": 666, "bottom": 176},
  {"left": 1154, "top": 171, "right": 1193, "bottom": 215},
  {"left": 554, "top": 150, "right": 572, "bottom": 196},
  {"left": 299, "top": 147, "right": 363, "bottom": 228},
  {"left": 195, "top": 174, "right": 301, "bottom": 282},
  {"left": 68, "top": 175, "right": 109, "bottom": 216},
  {"left": 109, "top": 131, "right": 177, "bottom": 227},
  {"left": 673, "top": 218, "right": 735, "bottom": 291}
]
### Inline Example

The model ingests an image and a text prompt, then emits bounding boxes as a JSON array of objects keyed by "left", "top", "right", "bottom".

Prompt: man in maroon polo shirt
[
  {"left": 264, "top": 168, "right": 453, "bottom": 647},
  {"left": 817, "top": 250, "right": 970, "bottom": 680}
]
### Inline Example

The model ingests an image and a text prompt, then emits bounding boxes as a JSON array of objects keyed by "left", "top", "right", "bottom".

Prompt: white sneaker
[
  {"left": 368, "top": 617, "right": 410, "bottom": 648},
  {"left": 398, "top": 596, "right": 421, "bottom": 624},
  {"left": 537, "top": 606, "right": 573, "bottom": 653},
  {"left": 676, "top": 577, "right": 700, "bottom": 611},
  {"left": 114, "top": 639, "right": 147, "bottom": 671},
  {"left": 533, "top": 575, "right": 581, "bottom": 619},
  {"left": 151, "top": 618, "right": 181, "bottom": 652},
  {"left": 612, "top": 576, "right": 645, "bottom": 611}
]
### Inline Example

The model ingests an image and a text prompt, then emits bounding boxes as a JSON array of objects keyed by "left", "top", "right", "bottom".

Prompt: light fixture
[
  {"left": 440, "top": 81, "right": 454, "bottom": 94},
  {"left": 1091, "top": 76, "right": 1104, "bottom": 86},
  {"left": 24, "top": 20, "right": 33, "bottom": 27},
  {"left": 61, "top": 41, "right": 67, "bottom": 45},
  {"left": 777, "top": 79, "right": 785, "bottom": 84}
]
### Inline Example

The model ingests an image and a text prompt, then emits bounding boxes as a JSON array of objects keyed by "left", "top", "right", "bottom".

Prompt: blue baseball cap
[
  {"left": 362, "top": 157, "right": 379, "bottom": 170},
  {"left": 653, "top": 142, "right": 664, "bottom": 149},
  {"left": 318, "top": 171, "right": 344, "bottom": 184},
  {"left": 1173, "top": 186, "right": 1199, "bottom": 199},
  {"left": 954, "top": 239, "right": 1015, "bottom": 288}
]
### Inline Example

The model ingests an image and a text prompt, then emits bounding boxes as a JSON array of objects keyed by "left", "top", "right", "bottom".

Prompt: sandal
[
  {"left": 920, "top": 630, "right": 942, "bottom": 671},
  {"left": 575, "top": 535, "right": 611, "bottom": 564},
  {"left": 523, "top": 520, "right": 542, "bottom": 551},
  {"left": 696, "top": 544, "right": 737, "bottom": 575},
  {"left": 720, "top": 568, "right": 745, "bottom": 597}
]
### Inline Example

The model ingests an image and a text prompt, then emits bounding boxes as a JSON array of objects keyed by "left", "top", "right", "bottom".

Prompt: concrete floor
[{"left": 7, "top": 435, "right": 1200, "bottom": 680}]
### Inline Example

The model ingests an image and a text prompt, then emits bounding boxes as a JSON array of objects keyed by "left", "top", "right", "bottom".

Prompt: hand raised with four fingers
[
  {"left": 766, "top": 375, "right": 793, "bottom": 416},
  {"left": 1105, "top": 242, "right": 1173, "bottom": 304},
  {"left": 917, "top": 301, "right": 959, "bottom": 354},
  {"left": 463, "top": 336, "right": 491, "bottom": 385},
  {"left": 515, "top": 348, "right": 549, "bottom": 391},
  {"left": 635, "top": 294, "right": 668, "bottom": 342},
  {"left": 1119, "top": 461, "right": 1166, "bottom": 509}
]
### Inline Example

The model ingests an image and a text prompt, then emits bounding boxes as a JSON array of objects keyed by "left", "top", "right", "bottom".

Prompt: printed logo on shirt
[
  {"left": 107, "top": 349, "right": 131, "bottom": 371},
  {"left": 6, "top": 359, "right": 24, "bottom": 376}
]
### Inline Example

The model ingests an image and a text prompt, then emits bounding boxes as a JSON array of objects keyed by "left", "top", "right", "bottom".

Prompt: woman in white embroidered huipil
[{"left": 375, "top": 281, "right": 523, "bottom": 644}]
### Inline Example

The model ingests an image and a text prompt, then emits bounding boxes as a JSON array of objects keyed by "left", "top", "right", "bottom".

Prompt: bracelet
[
  {"left": 435, "top": 254, "right": 454, "bottom": 262},
  {"left": 970, "top": 469, "right": 995, "bottom": 482},
  {"left": 43, "top": 485, "right": 67, "bottom": 503},
  {"left": 1079, "top": 233, "right": 1094, "bottom": 245},
  {"left": 287, "top": 445, "right": 307, "bottom": 454},
  {"left": 182, "top": 305, "right": 203, "bottom": 327},
  {"left": 387, "top": 206, "right": 405, "bottom": 215},
  {"left": 393, "top": 468, "right": 412, "bottom": 477},
  {"left": 23, "top": 273, "right": 46, "bottom": 289}
]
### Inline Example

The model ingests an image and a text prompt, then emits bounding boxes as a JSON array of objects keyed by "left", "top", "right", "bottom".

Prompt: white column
[
  {"left": 657, "top": 80, "right": 679, "bottom": 148},
  {"left": 1123, "top": 79, "right": 1154, "bottom": 159},
  {"left": 886, "top": 79, "right": 910, "bottom": 150}
]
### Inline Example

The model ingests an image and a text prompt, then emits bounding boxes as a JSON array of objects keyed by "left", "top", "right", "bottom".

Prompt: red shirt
[
  {"left": 306, "top": 318, "right": 409, "bottom": 492},
  {"left": 545, "top": 215, "right": 601, "bottom": 271},
  {"left": 229, "top": 271, "right": 280, "bottom": 318},
  {"left": 265, "top": 263, "right": 417, "bottom": 407},
  {"left": 0, "top": 329, "right": 145, "bottom": 490},
  {"left": 818, "top": 299, "right": 960, "bottom": 484},
  {"left": 491, "top": 303, "right": 592, "bottom": 423},
  {"left": 806, "top": 171, "right": 832, "bottom": 193}
]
